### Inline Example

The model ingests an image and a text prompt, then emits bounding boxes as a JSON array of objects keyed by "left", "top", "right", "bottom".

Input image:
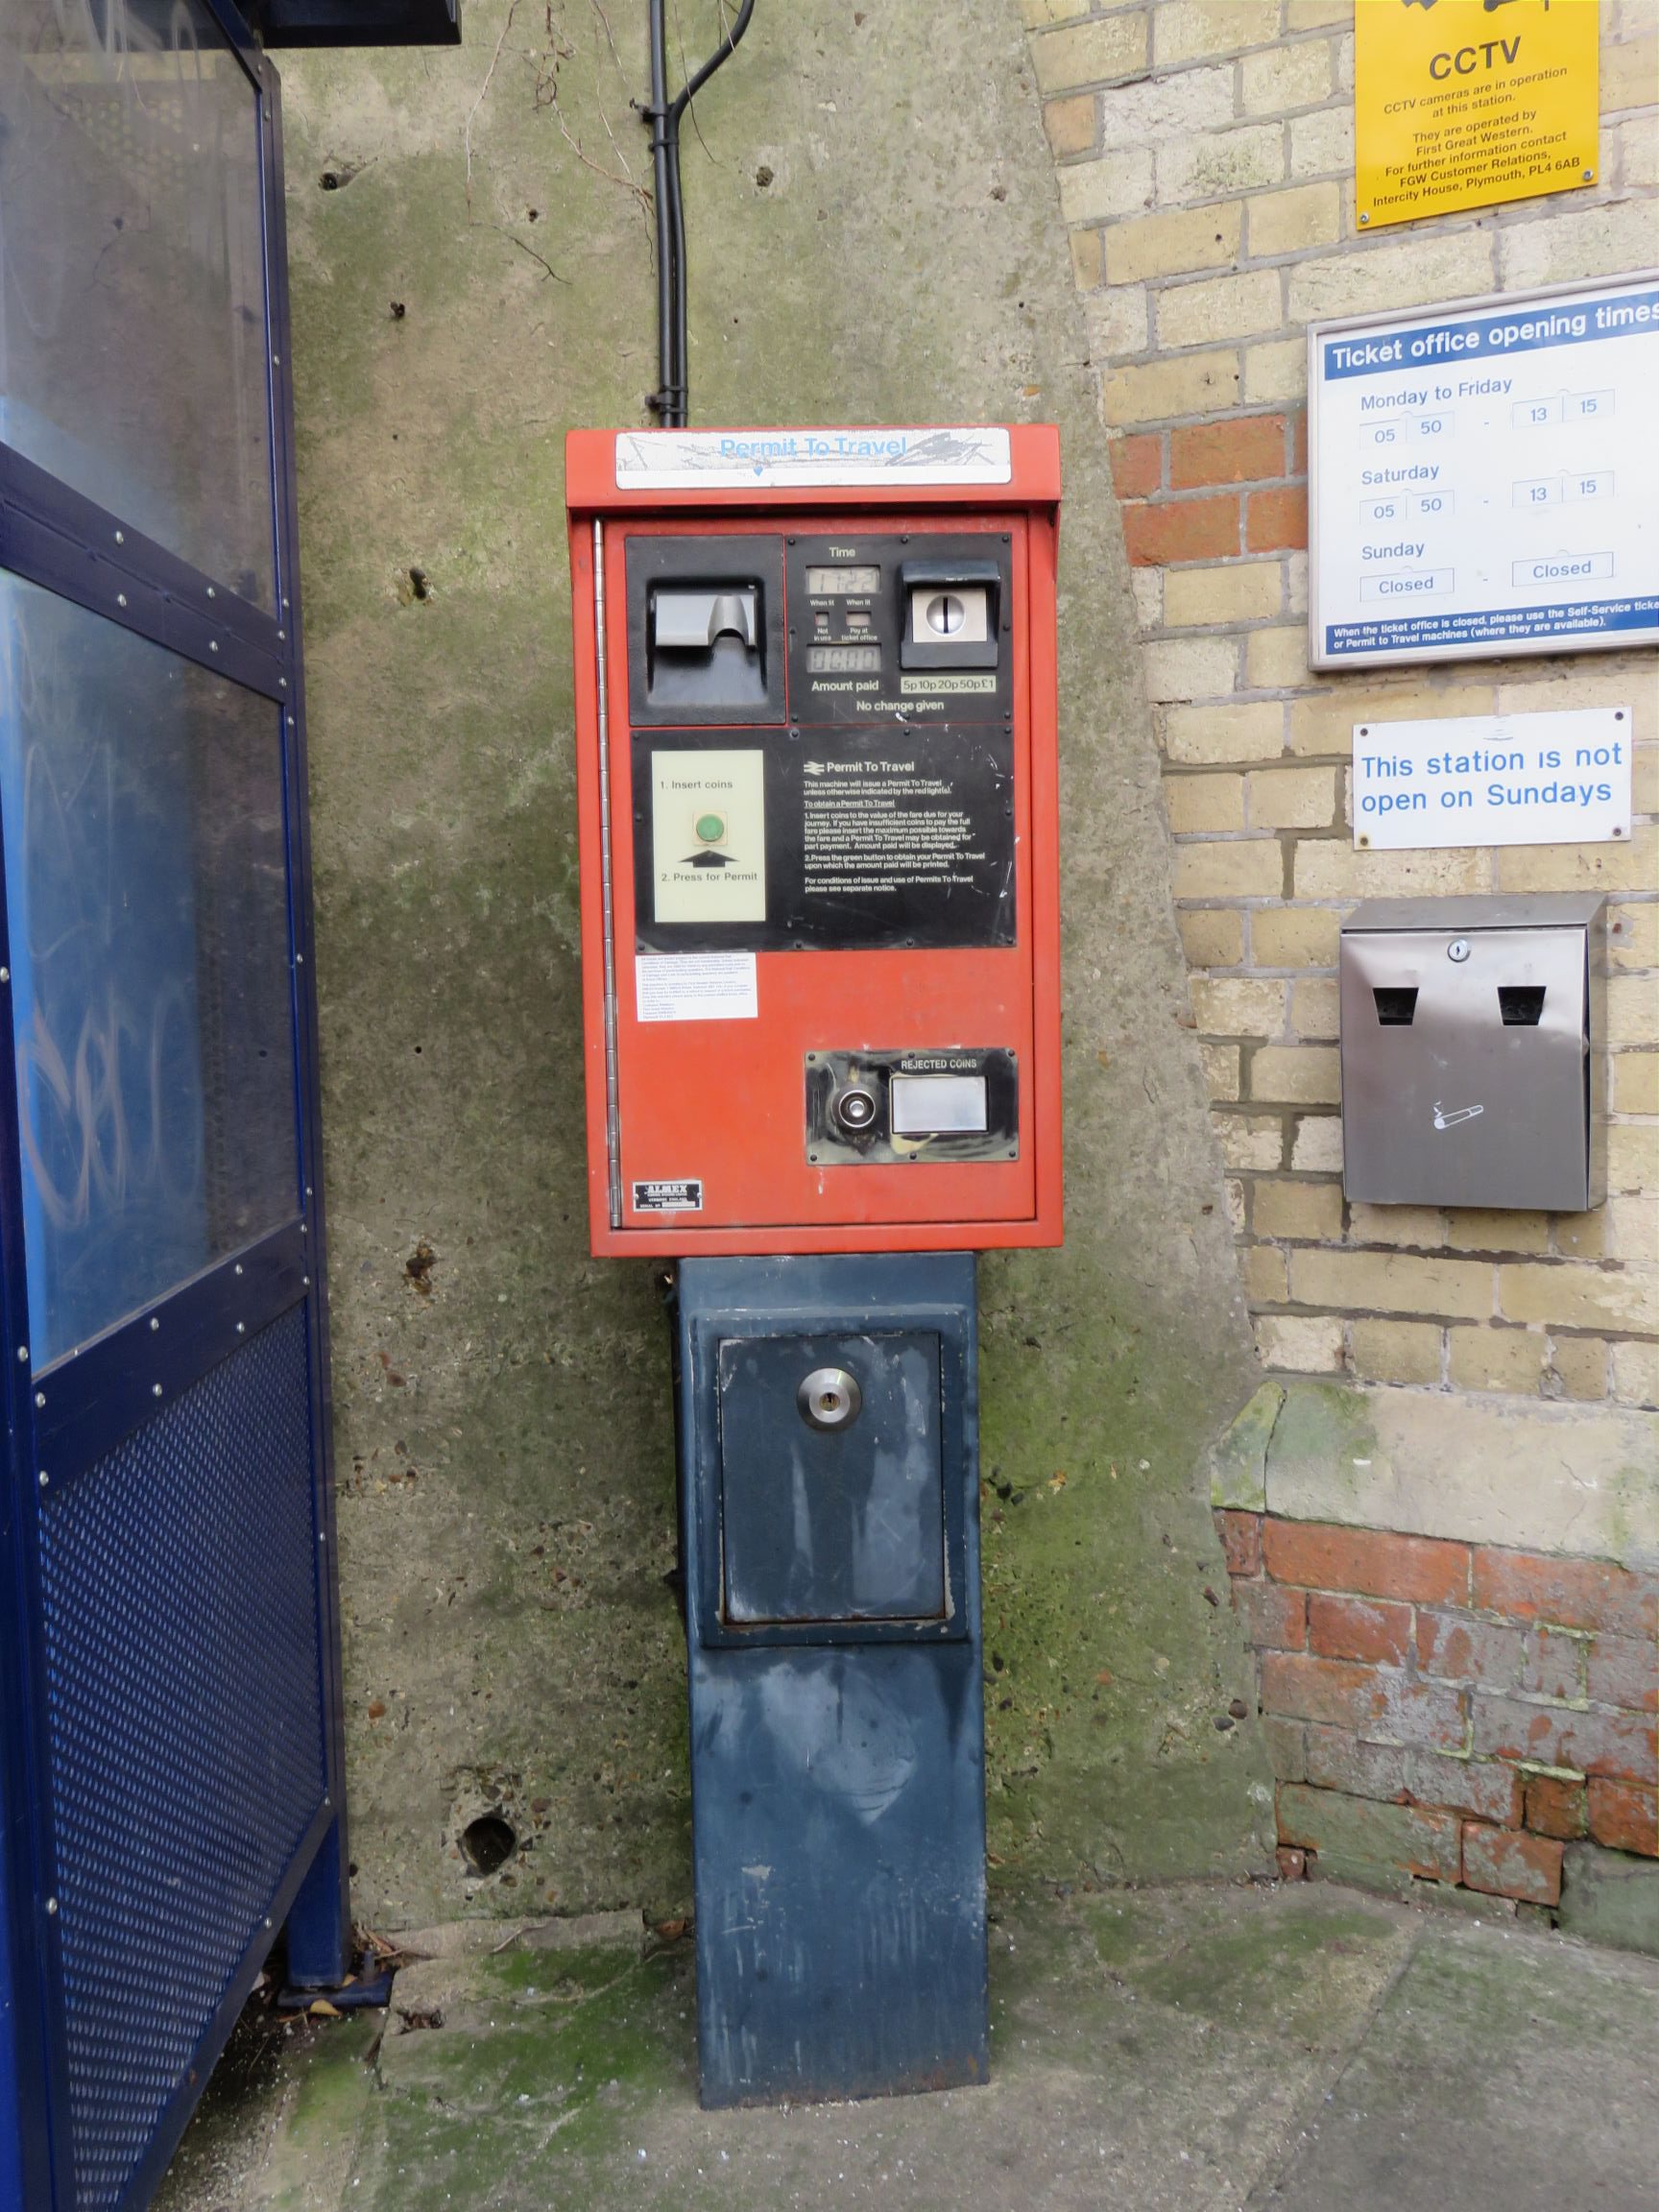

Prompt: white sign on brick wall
[
  {"left": 1350, "top": 707, "right": 1633, "bottom": 851},
  {"left": 1309, "top": 274, "right": 1659, "bottom": 669}
]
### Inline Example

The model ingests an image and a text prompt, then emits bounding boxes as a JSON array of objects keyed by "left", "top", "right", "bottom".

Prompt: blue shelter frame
[{"left": 0, "top": 2, "right": 348, "bottom": 2203}]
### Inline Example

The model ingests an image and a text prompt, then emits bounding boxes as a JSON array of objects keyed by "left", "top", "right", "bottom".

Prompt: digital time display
[
  {"left": 807, "top": 644, "right": 882, "bottom": 673},
  {"left": 805, "top": 565, "right": 880, "bottom": 596}
]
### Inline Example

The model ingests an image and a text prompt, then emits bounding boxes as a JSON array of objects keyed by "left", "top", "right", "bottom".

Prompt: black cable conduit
[{"left": 643, "top": 0, "right": 756, "bottom": 427}]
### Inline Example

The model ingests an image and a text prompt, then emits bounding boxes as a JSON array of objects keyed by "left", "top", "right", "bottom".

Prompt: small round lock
[
  {"left": 833, "top": 1086, "right": 878, "bottom": 1133},
  {"left": 1447, "top": 938, "right": 1472, "bottom": 963},
  {"left": 798, "top": 1366, "right": 862, "bottom": 1431}
]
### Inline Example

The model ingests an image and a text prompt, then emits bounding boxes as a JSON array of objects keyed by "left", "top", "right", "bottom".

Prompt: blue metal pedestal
[{"left": 675, "top": 1254, "right": 987, "bottom": 2107}]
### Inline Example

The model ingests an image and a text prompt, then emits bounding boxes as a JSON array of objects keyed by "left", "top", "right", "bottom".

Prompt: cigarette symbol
[{"left": 1432, "top": 1101, "right": 1484, "bottom": 1130}]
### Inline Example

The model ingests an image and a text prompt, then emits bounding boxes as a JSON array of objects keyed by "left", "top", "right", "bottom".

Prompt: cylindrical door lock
[
  {"left": 833, "top": 1086, "right": 878, "bottom": 1133},
  {"left": 797, "top": 1366, "right": 862, "bottom": 1431}
]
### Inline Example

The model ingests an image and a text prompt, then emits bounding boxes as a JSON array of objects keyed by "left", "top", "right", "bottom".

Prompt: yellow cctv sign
[{"left": 1356, "top": 0, "right": 1599, "bottom": 228}]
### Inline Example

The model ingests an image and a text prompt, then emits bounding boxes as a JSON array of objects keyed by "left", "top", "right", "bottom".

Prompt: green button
[{"left": 695, "top": 812, "right": 727, "bottom": 844}]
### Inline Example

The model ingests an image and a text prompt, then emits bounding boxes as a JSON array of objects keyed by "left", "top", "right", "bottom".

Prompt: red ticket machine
[
  {"left": 565, "top": 425, "right": 1062, "bottom": 2107},
  {"left": 565, "top": 424, "right": 1062, "bottom": 1255}
]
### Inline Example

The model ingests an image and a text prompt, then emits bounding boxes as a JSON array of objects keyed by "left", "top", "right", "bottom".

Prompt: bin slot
[
  {"left": 1499, "top": 986, "right": 1546, "bottom": 1026},
  {"left": 1372, "top": 987, "right": 1418, "bottom": 1026}
]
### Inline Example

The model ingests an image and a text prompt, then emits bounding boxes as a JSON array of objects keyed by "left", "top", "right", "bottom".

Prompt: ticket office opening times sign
[{"left": 1310, "top": 276, "right": 1659, "bottom": 668}]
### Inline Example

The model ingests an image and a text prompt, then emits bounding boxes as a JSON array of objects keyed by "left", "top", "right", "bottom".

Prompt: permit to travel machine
[{"left": 565, "top": 422, "right": 1062, "bottom": 2105}]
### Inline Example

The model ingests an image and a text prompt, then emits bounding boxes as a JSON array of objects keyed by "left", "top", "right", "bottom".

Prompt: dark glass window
[
  {"left": 0, "top": 578, "right": 296, "bottom": 1364},
  {"left": 0, "top": 0, "right": 275, "bottom": 604}
]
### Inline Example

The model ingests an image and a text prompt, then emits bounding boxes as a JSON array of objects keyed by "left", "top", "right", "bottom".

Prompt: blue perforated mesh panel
[{"left": 36, "top": 1306, "right": 326, "bottom": 2210}]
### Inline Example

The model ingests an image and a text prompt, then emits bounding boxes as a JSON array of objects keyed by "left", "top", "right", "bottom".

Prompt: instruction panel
[{"left": 1310, "top": 276, "right": 1659, "bottom": 668}]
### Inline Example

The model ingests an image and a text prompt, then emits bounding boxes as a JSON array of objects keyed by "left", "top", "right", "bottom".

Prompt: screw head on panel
[
  {"left": 150, "top": 1316, "right": 160, "bottom": 1332},
  {"left": 37, "top": 1472, "right": 47, "bottom": 1489},
  {"left": 116, "top": 593, "right": 128, "bottom": 608},
  {"left": 15, "top": 1347, "right": 26, "bottom": 1362},
  {"left": 34, "top": 1392, "right": 44, "bottom": 1408},
  {"left": 45, "top": 1899, "right": 57, "bottom": 1916},
  {"left": 152, "top": 1383, "right": 163, "bottom": 1398},
  {"left": 0, "top": 969, "right": 10, "bottom": 983}
]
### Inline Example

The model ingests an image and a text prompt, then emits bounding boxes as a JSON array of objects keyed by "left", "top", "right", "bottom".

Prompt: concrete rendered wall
[
  {"left": 276, "top": 0, "right": 1275, "bottom": 1930},
  {"left": 1031, "top": 0, "right": 1658, "bottom": 1914}
]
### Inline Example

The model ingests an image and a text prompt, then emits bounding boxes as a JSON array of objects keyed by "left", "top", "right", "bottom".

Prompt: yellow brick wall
[{"left": 1023, "top": 0, "right": 1659, "bottom": 1410}]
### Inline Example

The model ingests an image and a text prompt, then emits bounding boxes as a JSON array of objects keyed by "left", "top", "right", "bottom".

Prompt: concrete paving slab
[
  {"left": 154, "top": 1883, "right": 1659, "bottom": 2212},
  {"left": 1250, "top": 1915, "right": 1659, "bottom": 2211}
]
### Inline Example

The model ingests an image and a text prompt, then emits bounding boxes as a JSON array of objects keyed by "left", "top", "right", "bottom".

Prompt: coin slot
[{"left": 897, "top": 557, "right": 1000, "bottom": 671}]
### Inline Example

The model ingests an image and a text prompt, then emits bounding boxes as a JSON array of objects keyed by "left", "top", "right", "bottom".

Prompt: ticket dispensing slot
[
  {"left": 648, "top": 581, "right": 765, "bottom": 709},
  {"left": 627, "top": 535, "right": 786, "bottom": 722}
]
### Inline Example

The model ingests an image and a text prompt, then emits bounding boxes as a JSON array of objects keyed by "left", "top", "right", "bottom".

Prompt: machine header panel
[{"left": 565, "top": 423, "right": 1061, "bottom": 513}]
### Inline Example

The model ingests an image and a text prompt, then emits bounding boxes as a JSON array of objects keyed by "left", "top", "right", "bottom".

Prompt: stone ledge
[{"left": 1210, "top": 1379, "right": 1659, "bottom": 1567}]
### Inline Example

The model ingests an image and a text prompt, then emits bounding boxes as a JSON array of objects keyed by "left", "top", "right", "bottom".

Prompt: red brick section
[
  {"left": 1525, "top": 1773, "right": 1588, "bottom": 1840},
  {"left": 1169, "top": 413, "right": 1288, "bottom": 490},
  {"left": 1215, "top": 1511, "right": 1659, "bottom": 1908},
  {"left": 1120, "top": 493, "right": 1238, "bottom": 565},
  {"left": 1110, "top": 431, "right": 1163, "bottom": 500},
  {"left": 1462, "top": 1822, "right": 1564, "bottom": 1908},
  {"left": 1244, "top": 484, "right": 1308, "bottom": 552},
  {"left": 1472, "top": 1550, "right": 1658, "bottom": 1639},
  {"left": 1214, "top": 1508, "right": 1262, "bottom": 1578},
  {"left": 1116, "top": 404, "right": 1307, "bottom": 565},
  {"left": 1308, "top": 1593, "right": 1412, "bottom": 1667},
  {"left": 1588, "top": 1779, "right": 1659, "bottom": 1856},
  {"left": 1262, "top": 1520, "right": 1471, "bottom": 1607}
]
